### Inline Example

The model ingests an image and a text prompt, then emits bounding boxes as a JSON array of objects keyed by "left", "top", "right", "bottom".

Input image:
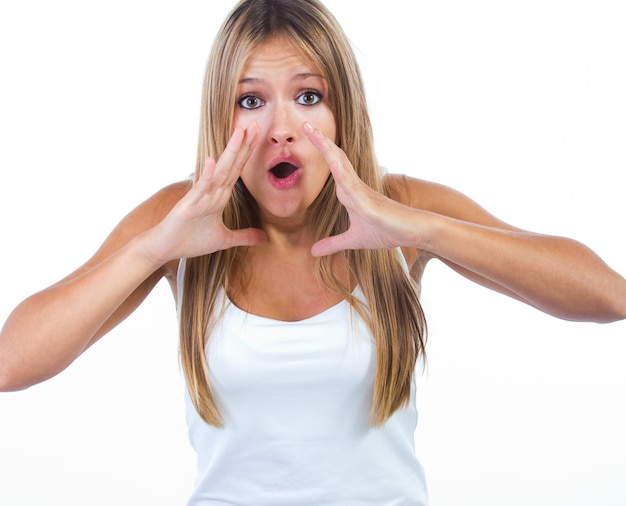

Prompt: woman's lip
[
  {"left": 266, "top": 154, "right": 301, "bottom": 171},
  {"left": 266, "top": 154, "right": 303, "bottom": 189},
  {"left": 270, "top": 162, "right": 298, "bottom": 179},
  {"left": 267, "top": 167, "right": 302, "bottom": 189}
]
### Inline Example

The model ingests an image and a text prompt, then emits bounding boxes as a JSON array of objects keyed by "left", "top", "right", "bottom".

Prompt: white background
[{"left": 1, "top": 1, "right": 624, "bottom": 504}]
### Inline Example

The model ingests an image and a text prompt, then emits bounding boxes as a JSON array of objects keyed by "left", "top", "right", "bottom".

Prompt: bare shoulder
[
  {"left": 58, "top": 180, "right": 192, "bottom": 286},
  {"left": 384, "top": 173, "right": 519, "bottom": 275},
  {"left": 121, "top": 180, "right": 191, "bottom": 234},
  {"left": 384, "top": 173, "right": 516, "bottom": 229},
  {"left": 108, "top": 180, "right": 192, "bottom": 280}
]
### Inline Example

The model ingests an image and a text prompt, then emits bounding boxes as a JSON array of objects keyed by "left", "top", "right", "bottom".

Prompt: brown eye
[
  {"left": 238, "top": 95, "right": 264, "bottom": 110},
  {"left": 297, "top": 91, "right": 322, "bottom": 106}
]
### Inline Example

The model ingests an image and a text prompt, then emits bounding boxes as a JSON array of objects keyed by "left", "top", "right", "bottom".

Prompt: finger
[
  {"left": 311, "top": 232, "right": 352, "bottom": 257},
  {"left": 302, "top": 121, "right": 339, "bottom": 160},
  {"left": 189, "top": 157, "right": 217, "bottom": 197},
  {"left": 303, "top": 122, "right": 358, "bottom": 189},
  {"left": 223, "top": 227, "right": 268, "bottom": 250},
  {"left": 302, "top": 122, "right": 352, "bottom": 177},
  {"left": 233, "top": 121, "right": 260, "bottom": 171},
  {"left": 201, "top": 156, "right": 217, "bottom": 181},
  {"left": 210, "top": 127, "right": 245, "bottom": 187},
  {"left": 225, "top": 122, "right": 260, "bottom": 180},
  {"left": 215, "top": 122, "right": 260, "bottom": 189}
]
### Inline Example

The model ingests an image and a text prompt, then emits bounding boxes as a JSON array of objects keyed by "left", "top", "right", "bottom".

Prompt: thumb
[
  {"left": 224, "top": 227, "right": 268, "bottom": 249},
  {"left": 311, "top": 232, "right": 351, "bottom": 257}
]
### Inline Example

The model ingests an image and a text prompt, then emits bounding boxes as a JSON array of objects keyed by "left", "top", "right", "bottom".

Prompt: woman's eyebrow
[
  {"left": 292, "top": 72, "right": 325, "bottom": 81},
  {"left": 238, "top": 77, "right": 263, "bottom": 85},
  {"left": 238, "top": 73, "right": 325, "bottom": 85}
]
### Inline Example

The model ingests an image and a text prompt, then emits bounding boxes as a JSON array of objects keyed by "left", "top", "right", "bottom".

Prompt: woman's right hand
[
  {"left": 0, "top": 124, "right": 266, "bottom": 391},
  {"left": 146, "top": 123, "right": 267, "bottom": 266}
]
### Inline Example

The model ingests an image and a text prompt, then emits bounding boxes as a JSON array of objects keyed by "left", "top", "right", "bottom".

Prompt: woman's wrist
[
  {"left": 131, "top": 226, "right": 175, "bottom": 273},
  {"left": 396, "top": 206, "right": 441, "bottom": 253}
]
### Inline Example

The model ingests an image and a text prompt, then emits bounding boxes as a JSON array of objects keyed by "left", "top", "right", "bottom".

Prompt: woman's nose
[{"left": 268, "top": 103, "right": 296, "bottom": 144}]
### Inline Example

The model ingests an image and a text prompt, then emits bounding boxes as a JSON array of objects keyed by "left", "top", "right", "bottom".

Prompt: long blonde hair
[{"left": 180, "top": 0, "right": 427, "bottom": 427}]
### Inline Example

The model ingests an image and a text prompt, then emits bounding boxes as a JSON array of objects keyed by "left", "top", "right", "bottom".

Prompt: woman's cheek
[{"left": 307, "top": 106, "right": 337, "bottom": 143}]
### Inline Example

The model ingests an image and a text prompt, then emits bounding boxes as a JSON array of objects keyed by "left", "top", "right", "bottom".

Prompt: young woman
[{"left": 1, "top": 1, "right": 624, "bottom": 504}]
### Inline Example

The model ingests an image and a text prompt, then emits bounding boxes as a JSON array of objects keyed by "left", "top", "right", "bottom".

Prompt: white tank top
[{"left": 177, "top": 259, "right": 428, "bottom": 506}]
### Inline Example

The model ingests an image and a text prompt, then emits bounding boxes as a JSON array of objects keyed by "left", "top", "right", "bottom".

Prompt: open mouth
[{"left": 270, "top": 162, "right": 299, "bottom": 179}]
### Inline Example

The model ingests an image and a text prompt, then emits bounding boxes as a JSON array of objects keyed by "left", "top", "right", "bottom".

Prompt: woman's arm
[
  {"left": 0, "top": 125, "right": 265, "bottom": 391},
  {"left": 0, "top": 183, "right": 186, "bottom": 391},
  {"left": 394, "top": 175, "right": 626, "bottom": 323},
  {"left": 304, "top": 123, "right": 626, "bottom": 323}
]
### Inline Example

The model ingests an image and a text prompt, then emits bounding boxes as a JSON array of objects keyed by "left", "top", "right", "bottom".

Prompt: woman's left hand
[{"left": 303, "top": 122, "right": 422, "bottom": 257}]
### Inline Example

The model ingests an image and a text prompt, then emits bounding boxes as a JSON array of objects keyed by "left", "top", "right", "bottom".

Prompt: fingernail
[{"left": 303, "top": 122, "right": 314, "bottom": 132}]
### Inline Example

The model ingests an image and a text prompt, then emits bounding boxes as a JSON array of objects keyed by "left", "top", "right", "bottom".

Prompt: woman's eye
[
  {"left": 238, "top": 95, "right": 264, "bottom": 110},
  {"left": 297, "top": 91, "right": 322, "bottom": 106}
]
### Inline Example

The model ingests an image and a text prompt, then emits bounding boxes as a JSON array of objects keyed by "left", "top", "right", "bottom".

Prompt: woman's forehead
[{"left": 240, "top": 36, "right": 323, "bottom": 79}]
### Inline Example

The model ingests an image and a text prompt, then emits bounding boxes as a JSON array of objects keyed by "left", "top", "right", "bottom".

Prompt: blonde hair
[{"left": 180, "top": 0, "right": 427, "bottom": 427}]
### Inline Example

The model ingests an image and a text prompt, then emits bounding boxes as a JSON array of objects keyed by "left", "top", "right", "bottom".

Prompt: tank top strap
[{"left": 176, "top": 257, "right": 186, "bottom": 319}]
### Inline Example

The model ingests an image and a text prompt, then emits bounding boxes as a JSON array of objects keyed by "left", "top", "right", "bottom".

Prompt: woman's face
[{"left": 233, "top": 36, "right": 337, "bottom": 227}]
